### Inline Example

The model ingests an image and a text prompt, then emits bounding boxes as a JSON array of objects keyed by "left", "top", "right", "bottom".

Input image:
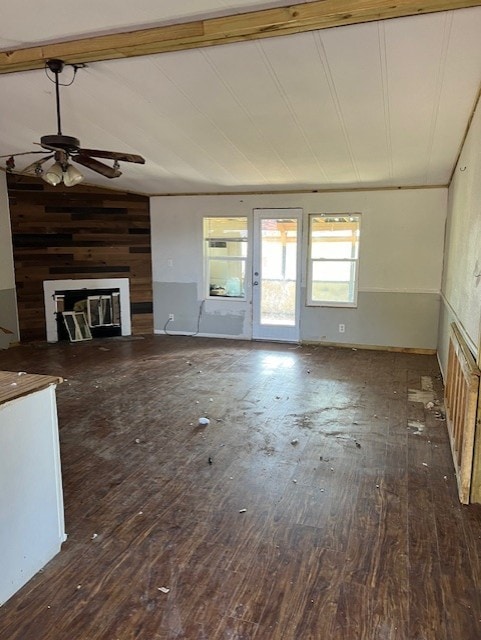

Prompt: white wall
[
  {"left": 152, "top": 188, "right": 446, "bottom": 349},
  {"left": 0, "top": 172, "right": 19, "bottom": 346},
  {"left": 439, "top": 96, "right": 481, "bottom": 373}
]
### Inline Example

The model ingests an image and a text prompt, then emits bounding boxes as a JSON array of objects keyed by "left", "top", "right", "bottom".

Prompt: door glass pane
[{"left": 260, "top": 218, "right": 297, "bottom": 325}]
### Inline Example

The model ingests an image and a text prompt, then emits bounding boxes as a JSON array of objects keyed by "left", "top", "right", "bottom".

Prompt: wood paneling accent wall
[{"left": 7, "top": 175, "right": 152, "bottom": 342}]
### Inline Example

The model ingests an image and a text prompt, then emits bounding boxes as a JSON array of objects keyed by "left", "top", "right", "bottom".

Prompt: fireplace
[{"left": 44, "top": 279, "right": 131, "bottom": 343}]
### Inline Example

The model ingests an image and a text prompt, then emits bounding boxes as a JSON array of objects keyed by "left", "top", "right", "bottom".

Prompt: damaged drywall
[{"left": 153, "top": 282, "right": 248, "bottom": 337}]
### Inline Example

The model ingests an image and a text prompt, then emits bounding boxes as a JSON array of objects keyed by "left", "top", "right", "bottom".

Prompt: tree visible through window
[
  {"left": 203, "top": 217, "right": 247, "bottom": 298},
  {"left": 308, "top": 214, "right": 361, "bottom": 306}
]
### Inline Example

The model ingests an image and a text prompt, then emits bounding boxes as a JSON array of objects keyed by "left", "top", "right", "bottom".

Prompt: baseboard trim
[
  {"left": 301, "top": 340, "right": 436, "bottom": 355},
  {"left": 153, "top": 330, "right": 437, "bottom": 354}
]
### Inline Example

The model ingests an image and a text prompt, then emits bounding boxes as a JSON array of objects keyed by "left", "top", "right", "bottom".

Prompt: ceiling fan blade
[
  {"left": 23, "top": 154, "right": 54, "bottom": 173},
  {"left": 72, "top": 154, "right": 122, "bottom": 179},
  {"left": 78, "top": 148, "right": 145, "bottom": 164},
  {"left": 0, "top": 150, "right": 51, "bottom": 159}
]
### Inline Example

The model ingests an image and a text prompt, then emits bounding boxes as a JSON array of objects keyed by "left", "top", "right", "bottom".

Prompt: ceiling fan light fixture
[
  {"left": 34, "top": 163, "right": 44, "bottom": 177},
  {"left": 43, "top": 161, "right": 63, "bottom": 186},
  {"left": 63, "top": 163, "right": 84, "bottom": 187}
]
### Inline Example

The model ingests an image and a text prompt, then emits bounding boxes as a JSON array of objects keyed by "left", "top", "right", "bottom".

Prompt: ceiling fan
[{"left": 0, "top": 59, "right": 145, "bottom": 186}]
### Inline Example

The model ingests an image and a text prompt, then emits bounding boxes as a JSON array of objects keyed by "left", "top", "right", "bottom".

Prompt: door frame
[{"left": 252, "top": 208, "right": 303, "bottom": 342}]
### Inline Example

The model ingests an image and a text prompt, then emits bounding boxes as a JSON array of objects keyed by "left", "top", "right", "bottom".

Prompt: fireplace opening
[
  {"left": 44, "top": 278, "right": 131, "bottom": 343},
  {"left": 55, "top": 288, "right": 122, "bottom": 340}
]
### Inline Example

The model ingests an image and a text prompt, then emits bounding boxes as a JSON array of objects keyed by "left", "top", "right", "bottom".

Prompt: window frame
[
  {"left": 306, "top": 213, "right": 361, "bottom": 308},
  {"left": 62, "top": 311, "right": 92, "bottom": 342},
  {"left": 203, "top": 216, "right": 248, "bottom": 301}
]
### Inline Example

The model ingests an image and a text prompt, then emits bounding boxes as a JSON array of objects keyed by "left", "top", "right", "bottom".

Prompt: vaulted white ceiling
[{"left": 0, "top": 2, "right": 480, "bottom": 195}]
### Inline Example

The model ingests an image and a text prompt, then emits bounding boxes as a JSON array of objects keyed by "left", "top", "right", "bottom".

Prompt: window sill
[
  {"left": 306, "top": 302, "right": 358, "bottom": 309},
  {"left": 207, "top": 295, "right": 246, "bottom": 301}
]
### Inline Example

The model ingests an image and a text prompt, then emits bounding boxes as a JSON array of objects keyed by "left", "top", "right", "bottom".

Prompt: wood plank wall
[{"left": 7, "top": 175, "right": 152, "bottom": 342}]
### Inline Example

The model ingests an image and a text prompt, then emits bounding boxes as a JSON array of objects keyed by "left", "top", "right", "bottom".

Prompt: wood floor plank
[
  {"left": 407, "top": 396, "right": 448, "bottom": 640},
  {"left": 1, "top": 337, "right": 481, "bottom": 639},
  {"left": 332, "top": 581, "right": 407, "bottom": 640}
]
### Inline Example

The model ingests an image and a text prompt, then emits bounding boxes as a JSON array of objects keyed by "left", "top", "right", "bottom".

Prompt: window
[
  {"left": 307, "top": 214, "right": 361, "bottom": 307},
  {"left": 62, "top": 312, "right": 92, "bottom": 342},
  {"left": 203, "top": 217, "right": 248, "bottom": 299}
]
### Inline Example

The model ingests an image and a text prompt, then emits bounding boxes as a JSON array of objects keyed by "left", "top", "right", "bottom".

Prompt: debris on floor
[
  {"left": 199, "top": 417, "right": 210, "bottom": 426},
  {"left": 158, "top": 587, "right": 170, "bottom": 594},
  {"left": 239, "top": 508, "right": 247, "bottom": 513},
  {"left": 408, "top": 388, "right": 436, "bottom": 405},
  {"left": 208, "top": 457, "right": 213, "bottom": 464},
  {"left": 408, "top": 420, "right": 425, "bottom": 435},
  {"left": 291, "top": 438, "right": 299, "bottom": 446},
  {"left": 91, "top": 533, "right": 98, "bottom": 540},
  {"left": 134, "top": 438, "right": 141, "bottom": 444},
  {"left": 421, "top": 376, "right": 434, "bottom": 392}
]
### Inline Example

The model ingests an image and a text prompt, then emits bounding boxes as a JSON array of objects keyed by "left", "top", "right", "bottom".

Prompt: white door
[{"left": 252, "top": 208, "right": 302, "bottom": 342}]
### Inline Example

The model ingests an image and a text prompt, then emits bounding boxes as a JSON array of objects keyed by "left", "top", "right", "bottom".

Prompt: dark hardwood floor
[{"left": 1, "top": 336, "right": 480, "bottom": 639}]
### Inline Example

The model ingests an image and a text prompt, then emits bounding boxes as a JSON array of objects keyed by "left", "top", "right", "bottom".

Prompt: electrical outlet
[
  {"left": 168, "top": 313, "right": 174, "bottom": 321},
  {"left": 339, "top": 323, "right": 345, "bottom": 333}
]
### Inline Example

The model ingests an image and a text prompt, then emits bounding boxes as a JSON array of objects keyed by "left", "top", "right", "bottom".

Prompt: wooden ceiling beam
[{"left": 1, "top": 0, "right": 480, "bottom": 74}]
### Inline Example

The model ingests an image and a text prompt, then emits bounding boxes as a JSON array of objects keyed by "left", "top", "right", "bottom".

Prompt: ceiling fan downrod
[
  {"left": 41, "top": 60, "right": 80, "bottom": 153},
  {"left": 47, "top": 59, "right": 64, "bottom": 136}
]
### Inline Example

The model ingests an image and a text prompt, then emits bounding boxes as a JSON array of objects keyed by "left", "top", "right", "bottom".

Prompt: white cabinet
[{"left": 0, "top": 372, "right": 66, "bottom": 605}]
